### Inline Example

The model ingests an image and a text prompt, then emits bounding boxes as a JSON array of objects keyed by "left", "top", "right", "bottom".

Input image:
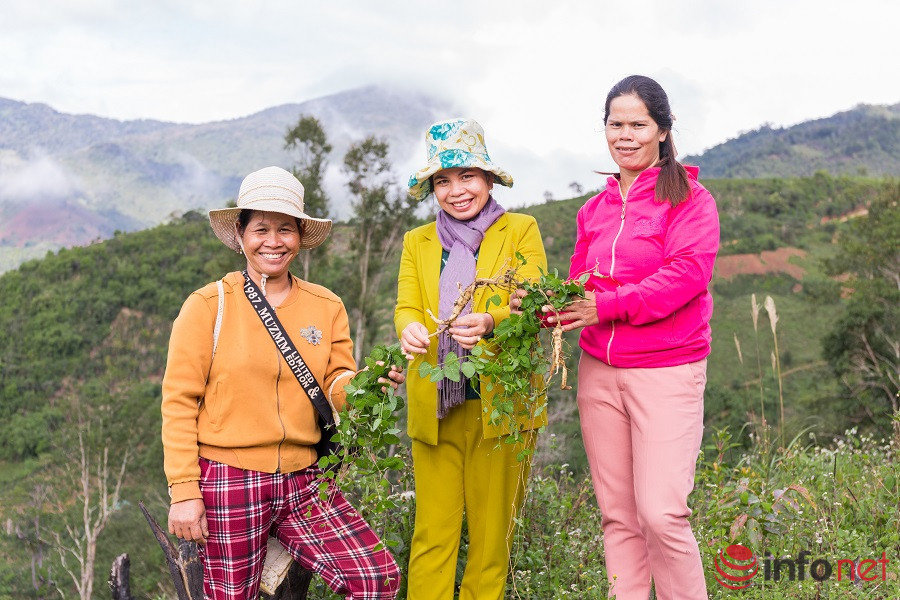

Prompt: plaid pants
[{"left": 198, "top": 458, "right": 400, "bottom": 599}]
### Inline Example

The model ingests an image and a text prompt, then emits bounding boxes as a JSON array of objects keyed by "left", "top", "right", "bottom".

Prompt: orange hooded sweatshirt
[{"left": 161, "top": 271, "right": 356, "bottom": 503}]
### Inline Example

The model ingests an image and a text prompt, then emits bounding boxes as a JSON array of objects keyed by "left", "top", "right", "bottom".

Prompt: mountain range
[
  {"left": 0, "top": 86, "right": 451, "bottom": 270},
  {"left": 0, "top": 88, "right": 897, "bottom": 272}
]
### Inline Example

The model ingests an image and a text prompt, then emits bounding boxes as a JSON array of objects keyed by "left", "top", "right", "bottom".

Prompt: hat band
[
  {"left": 238, "top": 184, "right": 304, "bottom": 204},
  {"left": 238, "top": 196, "right": 304, "bottom": 215}
]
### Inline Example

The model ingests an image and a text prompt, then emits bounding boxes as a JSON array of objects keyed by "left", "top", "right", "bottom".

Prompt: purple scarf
[{"left": 435, "top": 196, "right": 506, "bottom": 418}]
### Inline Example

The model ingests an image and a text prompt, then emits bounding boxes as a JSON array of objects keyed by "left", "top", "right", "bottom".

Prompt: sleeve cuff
[
  {"left": 169, "top": 480, "right": 202, "bottom": 504},
  {"left": 487, "top": 306, "right": 509, "bottom": 330},
  {"left": 595, "top": 290, "right": 620, "bottom": 322},
  {"left": 327, "top": 369, "right": 356, "bottom": 421}
]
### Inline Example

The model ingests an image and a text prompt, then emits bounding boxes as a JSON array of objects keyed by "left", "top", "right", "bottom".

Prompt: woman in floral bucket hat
[
  {"left": 162, "top": 166, "right": 404, "bottom": 599},
  {"left": 395, "top": 119, "right": 547, "bottom": 599}
]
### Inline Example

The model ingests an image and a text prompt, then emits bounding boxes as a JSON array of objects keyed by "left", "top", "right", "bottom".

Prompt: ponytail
[{"left": 654, "top": 135, "right": 691, "bottom": 207}]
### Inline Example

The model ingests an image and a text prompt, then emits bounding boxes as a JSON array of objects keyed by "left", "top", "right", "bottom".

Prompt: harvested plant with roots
[
  {"left": 419, "top": 254, "right": 588, "bottom": 459},
  {"left": 318, "top": 258, "right": 586, "bottom": 549}
]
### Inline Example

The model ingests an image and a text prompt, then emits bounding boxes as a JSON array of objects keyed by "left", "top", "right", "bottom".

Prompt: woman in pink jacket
[{"left": 550, "top": 75, "right": 719, "bottom": 599}]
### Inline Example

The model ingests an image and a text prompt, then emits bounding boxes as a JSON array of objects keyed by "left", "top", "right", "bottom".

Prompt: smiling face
[
  {"left": 433, "top": 167, "right": 494, "bottom": 221},
  {"left": 237, "top": 210, "right": 301, "bottom": 281},
  {"left": 605, "top": 93, "right": 667, "bottom": 186}
]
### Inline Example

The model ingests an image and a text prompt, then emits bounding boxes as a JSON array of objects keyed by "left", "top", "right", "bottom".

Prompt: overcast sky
[{"left": 2, "top": 0, "right": 898, "bottom": 198}]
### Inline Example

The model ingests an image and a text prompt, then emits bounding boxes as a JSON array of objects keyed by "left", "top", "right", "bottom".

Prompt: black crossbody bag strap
[{"left": 241, "top": 270, "right": 335, "bottom": 430}]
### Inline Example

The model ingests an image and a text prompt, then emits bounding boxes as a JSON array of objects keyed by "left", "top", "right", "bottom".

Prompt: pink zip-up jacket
[{"left": 569, "top": 166, "right": 719, "bottom": 368}]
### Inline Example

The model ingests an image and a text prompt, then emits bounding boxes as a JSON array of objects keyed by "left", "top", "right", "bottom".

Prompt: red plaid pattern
[{"left": 199, "top": 458, "right": 400, "bottom": 599}]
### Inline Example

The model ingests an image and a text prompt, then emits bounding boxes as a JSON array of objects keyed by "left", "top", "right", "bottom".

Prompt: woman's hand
[
  {"left": 448, "top": 312, "right": 494, "bottom": 350},
  {"left": 546, "top": 290, "right": 599, "bottom": 332},
  {"left": 168, "top": 498, "right": 209, "bottom": 546},
  {"left": 512, "top": 288, "right": 558, "bottom": 315},
  {"left": 378, "top": 364, "right": 406, "bottom": 392},
  {"left": 510, "top": 289, "right": 527, "bottom": 315},
  {"left": 400, "top": 322, "right": 430, "bottom": 360}
]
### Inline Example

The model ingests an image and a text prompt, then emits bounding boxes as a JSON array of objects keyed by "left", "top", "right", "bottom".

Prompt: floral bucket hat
[{"left": 407, "top": 118, "right": 514, "bottom": 201}]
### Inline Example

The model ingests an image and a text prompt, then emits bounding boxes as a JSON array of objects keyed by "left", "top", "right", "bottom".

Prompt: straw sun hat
[
  {"left": 209, "top": 166, "right": 332, "bottom": 252},
  {"left": 407, "top": 118, "right": 514, "bottom": 201}
]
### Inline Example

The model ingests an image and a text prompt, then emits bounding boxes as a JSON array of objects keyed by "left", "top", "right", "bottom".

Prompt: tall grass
[{"left": 297, "top": 431, "right": 898, "bottom": 600}]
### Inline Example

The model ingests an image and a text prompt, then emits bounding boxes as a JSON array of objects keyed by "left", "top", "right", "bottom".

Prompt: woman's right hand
[
  {"left": 400, "top": 322, "right": 430, "bottom": 360},
  {"left": 168, "top": 498, "right": 209, "bottom": 546},
  {"left": 510, "top": 288, "right": 527, "bottom": 315},
  {"left": 548, "top": 290, "right": 598, "bottom": 331}
]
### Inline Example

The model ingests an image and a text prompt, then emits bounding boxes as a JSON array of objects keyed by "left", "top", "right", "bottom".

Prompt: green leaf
[
  {"left": 442, "top": 364, "right": 461, "bottom": 382},
  {"left": 418, "top": 362, "right": 433, "bottom": 379},
  {"left": 460, "top": 361, "right": 477, "bottom": 378}
]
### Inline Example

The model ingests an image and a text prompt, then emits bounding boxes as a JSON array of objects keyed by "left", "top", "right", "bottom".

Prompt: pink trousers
[{"left": 577, "top": 353, "right": 708, "bottom": 600}]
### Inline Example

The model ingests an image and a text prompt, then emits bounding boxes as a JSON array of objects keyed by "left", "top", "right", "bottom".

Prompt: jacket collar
[
  {"left": 606, "top": 165, "right": 701, "bottom": 200},
  {"left": 419, "top": 212, "right": 510, "bottom": 313}
]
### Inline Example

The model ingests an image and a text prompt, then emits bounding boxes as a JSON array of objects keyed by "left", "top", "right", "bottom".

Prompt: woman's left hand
[
  {"left": 448, "top": 312, "right": 494, "bottom": 350},
  {"left": 376, "top": 364, "right": 406, "bottom": 393},
  {"left": 509, "top": 289, "right": 527, "bottom": 315},
  {"left": 545, "top": 290, "right": 599, "bottom": 331}
]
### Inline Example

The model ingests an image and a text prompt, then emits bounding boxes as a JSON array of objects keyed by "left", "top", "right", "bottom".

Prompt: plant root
[
  {"left": 426, "top": 260, "right": 520, "bottom": 336},
  {"left": 549, "top": 322, "right": 570, "bottom": 390}
]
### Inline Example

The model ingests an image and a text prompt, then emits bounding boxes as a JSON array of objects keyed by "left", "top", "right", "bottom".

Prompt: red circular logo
[{"left": 714, "top": 544, "right": 759, "bottom": 589}]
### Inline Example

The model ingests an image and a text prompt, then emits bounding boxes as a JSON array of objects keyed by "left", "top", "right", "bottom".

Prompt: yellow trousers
[{"left": 407, "top": 399, "right": 534, "bottom": 600}]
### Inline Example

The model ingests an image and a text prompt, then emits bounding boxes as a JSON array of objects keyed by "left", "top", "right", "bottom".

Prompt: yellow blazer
[{"left": 394, "top": 213, "right": 548, "bottom": 444}]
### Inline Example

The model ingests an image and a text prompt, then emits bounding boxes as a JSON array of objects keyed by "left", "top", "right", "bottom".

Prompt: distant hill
[
  {"left": 685, "top": 103, "right": 900, "bottom": 177},
  {"left": 0, "top": 86, "right": 450, "bottom": 270},
  {"left": 2, "top": 94, "right": 898, "bottom": 273}
]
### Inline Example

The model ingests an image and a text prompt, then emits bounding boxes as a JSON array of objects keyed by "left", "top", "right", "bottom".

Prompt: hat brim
[
  {"left": 407, "top": 150, "right": 513, "bottom": 201},
  {"left": 209, "top": 202, "right": 332, "bottom": 252}
]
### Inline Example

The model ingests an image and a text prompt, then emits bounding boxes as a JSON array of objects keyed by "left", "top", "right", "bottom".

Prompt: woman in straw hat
[
  {"left": 395, "top": 119, "right": 547, "bottom": 599},
  {"left": 162, "top": 166, "right": 403, "bottom": 599}
]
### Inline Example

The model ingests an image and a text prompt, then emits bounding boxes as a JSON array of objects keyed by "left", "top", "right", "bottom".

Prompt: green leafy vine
[
  {"left": 316, "top": 343, "right": 408, "bottom": 477},
  {"left": 311, "top": 343, "right": 410, "bottom": 550}
]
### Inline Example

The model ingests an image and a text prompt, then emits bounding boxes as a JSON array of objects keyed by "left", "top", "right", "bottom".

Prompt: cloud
[
  {"left": 0, "top": 0, "right": 897, "bottom": 175},
  {"left": 0, "top": 153, "right": 83, "bottom": 204}
]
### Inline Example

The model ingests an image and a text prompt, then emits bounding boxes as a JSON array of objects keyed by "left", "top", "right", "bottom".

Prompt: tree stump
[
  {"left": 109, "top": 554, "right": 135, "bottom": 600},
  {"left": 139, "top": 501, "right": 313, "bottom": 599},
  {"left": 260, "top": 560, "right": 314, "bottom": 600},
  {"left": 139, "top": 502, "right": 203, "bottom": 600}
]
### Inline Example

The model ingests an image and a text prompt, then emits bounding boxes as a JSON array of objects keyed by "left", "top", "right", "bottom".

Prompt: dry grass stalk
[
  {"left": 749, "top": 294, "right": 767, "bottom": 438},
  {"left": 765, "top": 295, "right": 786, "bottom": 444},
  {"left": 751, "top": 293, "right": 761, "bottom": 332}
]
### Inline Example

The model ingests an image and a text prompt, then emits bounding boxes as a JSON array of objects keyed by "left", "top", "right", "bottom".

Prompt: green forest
[{"left": 0, "top": 169, "right": 897, "bottom": 598}]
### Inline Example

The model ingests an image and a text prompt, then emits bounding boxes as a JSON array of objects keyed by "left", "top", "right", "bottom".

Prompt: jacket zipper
[
  {"left": 606, "top": 185, "right": 628, "bottom": 365},
  {"left": 275, "top": 346, "right": 286, "bottom": 473}
]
